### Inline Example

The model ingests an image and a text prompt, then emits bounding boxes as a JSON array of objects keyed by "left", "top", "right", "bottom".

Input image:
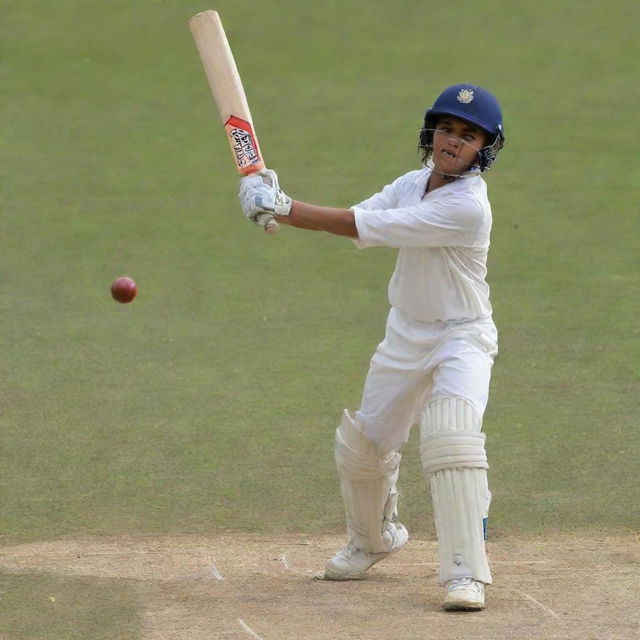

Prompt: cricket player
[{"left": 238, "top": 84, "right": 505, "bottom": 611}]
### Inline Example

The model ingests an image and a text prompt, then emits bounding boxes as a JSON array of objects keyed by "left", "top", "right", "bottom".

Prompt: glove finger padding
[
  {"left": 250, "top": 183, "right": 291, "bottom": 216},
  {"left": 238, "top": 169, "right": 292, "bottom": 222},
  {"left": 252, "top": 168, "right": 291, "bottom": 216},
  {"left": 256, "top": 168, "right": 279, "bottom": 188},
  {"left": 238, "top": 175, "right": 268, "bottom": 223},
  {"left": 238, "top": 174, "right": 264, "bottom": 198}
]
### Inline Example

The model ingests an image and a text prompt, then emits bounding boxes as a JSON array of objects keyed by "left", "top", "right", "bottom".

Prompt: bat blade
[{"left": 189, "top": 10, "right": 278, "bottom": 233}]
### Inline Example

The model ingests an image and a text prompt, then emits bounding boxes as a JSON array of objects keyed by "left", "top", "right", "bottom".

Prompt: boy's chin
[{"left": 433, "top": 162, "right": 467, "bottom": 176}]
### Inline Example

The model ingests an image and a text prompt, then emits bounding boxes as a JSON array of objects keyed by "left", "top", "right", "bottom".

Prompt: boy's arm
[
  {"left": 276, "top": 201, "right": 357, "bottom": 238},
  {"left": 238, "top": 170, "right": 357, "bottom": 238}
]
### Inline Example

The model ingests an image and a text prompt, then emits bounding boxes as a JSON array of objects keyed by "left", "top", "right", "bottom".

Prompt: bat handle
[{"left": 256, "top": 213, "right": 279, "bottom": 234}]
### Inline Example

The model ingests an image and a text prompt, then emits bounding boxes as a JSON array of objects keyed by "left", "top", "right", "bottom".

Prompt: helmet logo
[{"left": 457, "top": 88, "right": 474, "bottom": 104}]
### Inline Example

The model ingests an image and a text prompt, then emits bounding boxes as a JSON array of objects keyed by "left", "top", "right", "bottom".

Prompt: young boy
[{"left": 238, "top": 84, "right": 505, "bottom": 611}]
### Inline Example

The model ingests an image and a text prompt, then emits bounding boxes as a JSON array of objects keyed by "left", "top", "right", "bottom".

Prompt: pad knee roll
[{"left": 420, "top": 397, "right": 487, "bottom": 475}]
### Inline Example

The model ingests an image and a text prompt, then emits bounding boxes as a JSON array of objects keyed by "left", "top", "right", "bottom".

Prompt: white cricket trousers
[{"left": 355, "top": 307, "right": 498, "bottom": 453}]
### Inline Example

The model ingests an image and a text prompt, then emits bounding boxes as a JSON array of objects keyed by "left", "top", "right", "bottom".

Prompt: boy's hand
[{"left": 239, "top": 169, "right": 292, "bottom": 223}]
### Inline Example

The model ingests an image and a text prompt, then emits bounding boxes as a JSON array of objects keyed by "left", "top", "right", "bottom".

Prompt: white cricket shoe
[
  {"left": 443, "top": 577, "right": 485, "bottom": 611},
  {"left": 324, "top": 523, "right": 408, "bottom": 580}
]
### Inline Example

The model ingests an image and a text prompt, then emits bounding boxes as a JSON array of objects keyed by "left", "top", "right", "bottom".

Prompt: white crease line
[
  {"left": 491, "top": 560, "right": 551, "bottom": 565},
  {"left": 279, "top": 554, "right": 290, "bottom": 569},
  {"left": 237, "top": 619, "right": 265, "bottom": 639},
  {"left": 394, "top": 560, "right": 551, "bottom": 567},
  {"left": 516, "top": 589, "right": 560, "bottom": 619},
  {"left": 209, "top": 558, "right": 224, "bottom": 580},
  {"left": 0, "top": 550, "right": 160, "bottom": 557}
]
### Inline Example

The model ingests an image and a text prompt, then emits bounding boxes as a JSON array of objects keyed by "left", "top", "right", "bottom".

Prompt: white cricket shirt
[{"left": 351, "top": 167, "right": 493, "bottom": 323}]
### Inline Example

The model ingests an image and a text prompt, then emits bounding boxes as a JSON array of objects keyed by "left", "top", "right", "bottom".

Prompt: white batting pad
[
  {"left": 334, "top": 410, "right": 401, "bottom": 553},
  {"left": 420, "top": 397, "right": 492, "bottom": 585}
]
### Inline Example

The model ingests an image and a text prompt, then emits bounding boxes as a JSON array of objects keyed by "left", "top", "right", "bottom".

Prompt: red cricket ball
[{"left": 110, "top": 276, "right": 138, "bottom": 304}]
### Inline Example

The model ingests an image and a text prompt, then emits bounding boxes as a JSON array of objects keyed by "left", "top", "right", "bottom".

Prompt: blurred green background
[{"left": 2, "top": 0, "right": 638, "bottom": 550}]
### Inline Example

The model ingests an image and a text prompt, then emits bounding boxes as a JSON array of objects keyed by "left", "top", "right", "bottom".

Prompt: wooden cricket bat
[{"left": 189, "top": 10, "right": 278, "bottom": 234}]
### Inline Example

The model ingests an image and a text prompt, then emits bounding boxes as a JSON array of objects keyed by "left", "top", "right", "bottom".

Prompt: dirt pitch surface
[{"left": 1, "top": 533, "right": 638, "bottom": 639}]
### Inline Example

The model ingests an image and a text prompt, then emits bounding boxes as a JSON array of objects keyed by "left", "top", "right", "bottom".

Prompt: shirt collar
[{"left": 414, "top": 166, "right": 481, "bottom": 196}]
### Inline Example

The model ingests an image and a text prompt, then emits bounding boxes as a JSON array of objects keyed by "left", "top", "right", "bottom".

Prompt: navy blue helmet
[{"left": 419, "top": 84, "right": 505, "bottom": 171}]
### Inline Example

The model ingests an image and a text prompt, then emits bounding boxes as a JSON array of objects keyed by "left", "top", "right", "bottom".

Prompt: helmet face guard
[
  {"left": 418, "top": 128, "right": 483, "bottom": 178},
  {"left": 418, "top": 84, "right": 505, "bottom": 172}
]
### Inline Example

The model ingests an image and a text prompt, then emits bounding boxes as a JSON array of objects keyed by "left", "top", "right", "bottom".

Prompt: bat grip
[{"left": 256, "top": 213, "right": 279, "bottom": 234}]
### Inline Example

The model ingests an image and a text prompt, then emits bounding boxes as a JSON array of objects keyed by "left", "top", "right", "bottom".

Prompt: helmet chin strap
[{"left": 425, "top": 159, "right": 481, "bottom": 180}]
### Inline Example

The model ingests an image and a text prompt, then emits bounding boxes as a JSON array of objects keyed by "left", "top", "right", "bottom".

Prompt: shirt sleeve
[{"left": 351, "top": 196, "right": 484, "bottom": 249}]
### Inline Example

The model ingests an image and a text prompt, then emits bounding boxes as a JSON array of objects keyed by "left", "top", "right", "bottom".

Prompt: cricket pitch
[{"left": 1, "top": 533, "right": 638, "bottom": 639}]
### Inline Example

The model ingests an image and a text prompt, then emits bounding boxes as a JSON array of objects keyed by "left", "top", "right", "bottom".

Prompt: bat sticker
[{"left": 225, "top": 115, "right": 262, "bottom": 171}]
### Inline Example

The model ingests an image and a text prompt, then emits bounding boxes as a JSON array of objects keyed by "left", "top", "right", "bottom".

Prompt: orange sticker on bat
[{"left": 225, "top": 115, "right": 264, "bottom": 175}]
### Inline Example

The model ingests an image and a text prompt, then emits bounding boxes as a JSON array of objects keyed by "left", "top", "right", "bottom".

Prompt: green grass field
[{"left": 1, "top": 0, "right": 639, "bottom": 635}]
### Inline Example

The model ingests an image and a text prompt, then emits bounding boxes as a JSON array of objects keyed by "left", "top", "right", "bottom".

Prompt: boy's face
[{"left": 431, "top": 116, "right": 487, "bottom": 176}]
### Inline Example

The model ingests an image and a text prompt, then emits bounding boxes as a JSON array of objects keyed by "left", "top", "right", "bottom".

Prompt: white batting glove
[
  {"left": 251, "top": 168, "right": 291, "bottom": 214},
  {"left": 238, "top": 169, "right": 292, "bottom": 224},
  {"left": 238, "top": 174, "right": 265, "bottom": 223}
]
